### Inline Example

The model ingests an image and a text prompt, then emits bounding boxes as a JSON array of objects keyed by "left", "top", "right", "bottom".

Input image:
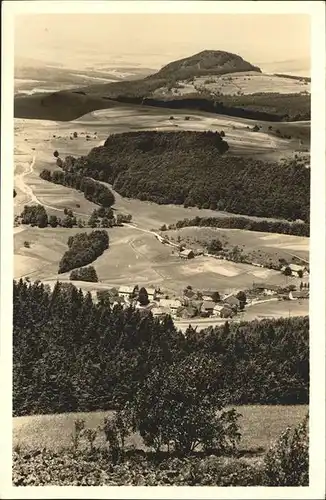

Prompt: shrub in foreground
[
  {"left": 123, "top": 354, "right": 241, "bottom": 455},
  {"left": 264, "top": 413, "right": 309, "bottom": 486},
  {"left": 12, "top": 415, "right": 309, "bottom": 486},
  {"left": 13, "top": 448, "right": 264, "bottom": 486}
]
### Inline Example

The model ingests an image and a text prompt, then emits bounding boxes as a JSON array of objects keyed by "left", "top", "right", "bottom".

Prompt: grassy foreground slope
[
  {"left": 13, "top": 405, "right": 307, "bottom": 455},
  {"left": 13, "top": 280, "right": 309, "bottom": 486}
]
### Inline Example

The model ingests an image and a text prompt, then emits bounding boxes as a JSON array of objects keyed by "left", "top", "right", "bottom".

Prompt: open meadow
[
  {"left": 13, "top": 404, "right": 308, "bottom": 460},
  {"left": 15, "top": 223, "right": 309, "bottom": 297}
]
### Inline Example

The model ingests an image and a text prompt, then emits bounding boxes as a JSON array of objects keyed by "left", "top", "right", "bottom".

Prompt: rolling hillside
[
  {"left": 14, "top": 50, "right": 310, "bottom": 122},
  {"left": 146, "top": 49, "right": 262, "bottom": 80}
]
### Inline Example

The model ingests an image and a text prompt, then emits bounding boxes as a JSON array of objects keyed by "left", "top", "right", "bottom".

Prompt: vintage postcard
[{"left": 1, "top": 1, "right": 325, "bottom": 498}]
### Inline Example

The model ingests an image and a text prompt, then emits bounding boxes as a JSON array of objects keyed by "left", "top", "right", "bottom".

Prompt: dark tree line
[
  {"left": 13, "top": 279, "right": 309, "bottom": 417},
  {"left": 40, "top": 168, "right": 115, "bottom": 208},
  {"left": 19, "top": 205, "right": 81, "bottom": 229},
  {"left": 58, "top": 230, "right": 109, "bottom": 273},
  {"left": 20, "top": 205, "right": 48, "bottom": 228},
  {"left": 70, "top": 265, "right": 98, "bottom": 282},
  {"left": 167, "top": 215, "right": 310, "bottom": 237},
  {"left": 53, "top": 131, "right": 309, "bottom": 222},
  {"left": 114, "top": 93, "right": 310, "bottom": 122}
]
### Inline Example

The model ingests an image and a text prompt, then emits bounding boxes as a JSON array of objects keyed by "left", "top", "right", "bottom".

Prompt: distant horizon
[
  {"left": 14, "top": 14, "right": 310, "bottom": 77},
  {"left": 15, "top": 52, "right": 311, "bottom": 79}
]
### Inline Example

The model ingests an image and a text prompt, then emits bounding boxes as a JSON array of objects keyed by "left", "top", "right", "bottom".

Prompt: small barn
[
  {"left": 202, "top": 295, "right": 215, "bottom": 302},
  {"left": 111, "top": 297, "right": 127, "bottom": 308},
  {"left": 151, "top": 307, "right": 170, "bottom": 318},
  {"left": 179, "top": 249, "right": 195, "bottom": 259}
]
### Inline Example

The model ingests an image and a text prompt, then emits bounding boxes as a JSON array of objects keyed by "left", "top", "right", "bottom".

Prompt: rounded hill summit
[{"left": 149, "top": 50, "right": 262, "bottom": 81}]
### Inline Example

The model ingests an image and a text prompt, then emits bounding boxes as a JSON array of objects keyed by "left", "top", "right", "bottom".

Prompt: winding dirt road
[
  {"left": 14, "top": 153, "right": 89, "bottom": 217},
  {"left": 15, "top": 155, "right": 38, "bottom": 203}
]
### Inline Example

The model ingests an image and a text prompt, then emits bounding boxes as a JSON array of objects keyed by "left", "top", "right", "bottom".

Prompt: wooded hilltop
[{"left": 40, "top": 130, "right": 310, "bottom": 222}]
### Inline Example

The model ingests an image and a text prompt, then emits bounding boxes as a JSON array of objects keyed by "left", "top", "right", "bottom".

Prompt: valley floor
[{"left": 14, "top": 106, "right": 310, "bottom": 326}]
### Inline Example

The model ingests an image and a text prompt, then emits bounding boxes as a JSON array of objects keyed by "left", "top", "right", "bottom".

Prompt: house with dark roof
[
  {"left": 223, "top": 295, "right": 240, "bottom": 309},
  {"left": 202, "top": 290, "right": 219, "bottom": 299},
  {"left": 178, "top": 306, "right": 198, "bottom": 319},
  {"left": 201, "top": 300, "right": 215, "bottom": 315},
  {"left": 183, "top": 288, "right": 196, "bottom": 299},
  {"left": 179, "top": 249, "right": 195, "bottom": 259}
]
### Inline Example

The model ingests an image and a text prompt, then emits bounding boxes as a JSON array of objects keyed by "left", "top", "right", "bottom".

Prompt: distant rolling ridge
[{"left": 14, "top": 49, "right": 310, "bottom": 122}]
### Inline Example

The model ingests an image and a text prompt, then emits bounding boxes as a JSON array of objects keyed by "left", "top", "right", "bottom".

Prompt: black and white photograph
[{"left": 1, "top": 1, "right": 325, "bottom": 498}]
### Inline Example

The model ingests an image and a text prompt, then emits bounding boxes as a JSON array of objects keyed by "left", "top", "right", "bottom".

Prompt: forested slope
[
  {"left": 53, "top": 130, "right": 310, "bottom": 222},
  {"left": 13, "top": 280, "right": 309, "bottom": 416}
]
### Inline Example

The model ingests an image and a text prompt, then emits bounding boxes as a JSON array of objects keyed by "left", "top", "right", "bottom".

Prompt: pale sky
[{"left": 14, "top": 14, "right": 310, "bottom": 72}]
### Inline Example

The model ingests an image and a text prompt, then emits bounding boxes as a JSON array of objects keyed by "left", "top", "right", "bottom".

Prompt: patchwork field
[
  {"left": 153, "top": 71, "right": 310, "bottom": 98},
  {"left": 14, "top": 65, "right": 154, "bottom": 95},
  {"left": 13, "top": 404, "right": 308, "bottom": 458},
  {"left": 15, "top": 222, "right": 306, "bottom": 297},
  {"left": 14, "top": 103, "right": 310, "bottom": 306},
  {"left": 164, "top": 226, "right": 309, "bottom": 267}
]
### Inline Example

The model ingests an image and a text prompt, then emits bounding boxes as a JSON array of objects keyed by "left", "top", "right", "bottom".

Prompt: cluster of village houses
[
  {"left": 107, "top": 267, "right": 309, "bottom": 320},
  {"left": 116, "top": 285, "right": 240, "bottom": 319}
]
